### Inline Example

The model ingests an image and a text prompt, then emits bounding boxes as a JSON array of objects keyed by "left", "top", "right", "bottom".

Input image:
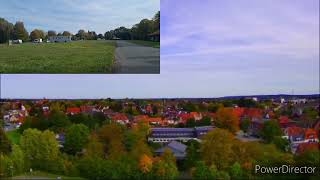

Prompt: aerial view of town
[{"left": 0, "top": 96, "right": 319, "bottom": 179}]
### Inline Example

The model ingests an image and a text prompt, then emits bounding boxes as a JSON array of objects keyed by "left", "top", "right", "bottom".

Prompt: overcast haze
[
  {"left": 0, "top": 0, "right": 159, "bottom": 34},
  {"left": 1, "top": 0, "right": 319, "bottom": 99}
]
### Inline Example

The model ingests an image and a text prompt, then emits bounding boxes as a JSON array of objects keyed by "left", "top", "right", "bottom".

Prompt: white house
[{"left": 48, "top": 36, "right": 72, "bottom": 43}]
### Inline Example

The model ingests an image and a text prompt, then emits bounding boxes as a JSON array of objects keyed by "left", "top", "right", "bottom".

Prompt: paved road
[{"left": 113, "top": 41, "right": 160, "bottom": 74}]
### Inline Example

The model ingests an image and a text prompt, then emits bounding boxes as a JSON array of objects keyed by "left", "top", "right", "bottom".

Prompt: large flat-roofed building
[{"left": 148, "top": 126, "right": 214, "bottom": 143}]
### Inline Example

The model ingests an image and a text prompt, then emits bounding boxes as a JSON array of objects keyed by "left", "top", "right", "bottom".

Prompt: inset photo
[{"left": 0, "top": 0, "right": 160, "bottom": 74}]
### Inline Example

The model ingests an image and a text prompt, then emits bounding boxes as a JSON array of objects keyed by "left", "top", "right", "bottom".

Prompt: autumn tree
[
  {"left": 64, "top": 124, "right": 89, "bottom": 155},
  {"left": 99, "top": 123, "right": 126, "bottom": 160},
  {"left": 152, "top": 149, "right": 179, "bottom": 179},
  {"left": 30, "top": 29, "right": 45, "bottom": 40},
  {"left": 215, "top": 107, "right": 239, "bottom": 133},
  {"left": 84, "top": 132, "right": 104, "bottom": 158},
  {"left": 139, "top": 154, "right": 153, "bottom": 174},
  {"left": 201, "top": 128, "right": 236, "bottom": 170}
]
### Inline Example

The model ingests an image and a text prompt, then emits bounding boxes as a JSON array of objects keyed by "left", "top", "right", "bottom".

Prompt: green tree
[
  {"left": 229, "top": 162, "right": 243, "bottom": 179},
  {"left": 260, "top": 120, "right": 282, "bottom": 143},
  {"left": 186, "top": 118, "right": 196, "bottom": 127},
  {"left": 0, "top": 17, "right": 14, "bottom": 43},
  {"left": 20, "top": 129, "right": 61, "bottom": 172},
  {"left": 273, "top": 136, "right": 289, "bottom": 152},
  {"left": 13, "top": 21, "right": 28, "bottom": 41},
  {"left": 192, "top": 161, "right": 215, "bottom": 179},
  {"left": 10, "top": 144, "right": 27, "bottom": 175},
  {"left": 197, "top": 116, "right": 212, "bottom": 126},
  {"left": 48, "top": 110, "right": 70, "bottom": 132},
  {"left": 240, "top": 117, "right": 250, "bottom": 133},
  {"left": 64, "top": 124, "right": 89, "bottom": 155},
  {"left": 184, "top": 140, "right": 200, "bottom": 169}
]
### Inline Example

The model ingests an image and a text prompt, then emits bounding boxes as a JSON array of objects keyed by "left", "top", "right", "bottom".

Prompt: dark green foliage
[
  {"left": 0, "top": 128, "right": 11, "bottom": 154},
  {"left": 64, "top": 124, "right": 89, "bottom": 155},
  {"left": 13, "top": 21, "right": 28, "bottom": 41},
  {"left": 240, "top": 117, "right": 250, "bottom": 133},
  {"left": 260, "top": 120, "right": 282, "bottom": 143}
]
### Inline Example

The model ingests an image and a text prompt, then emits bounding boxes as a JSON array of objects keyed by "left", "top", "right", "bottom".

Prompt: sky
[
  {"left": 1, "top": 0, "right": 319, "bottom": 99},
  {"left": 0, "top": 0, "right": 159, "bottom": 34}
]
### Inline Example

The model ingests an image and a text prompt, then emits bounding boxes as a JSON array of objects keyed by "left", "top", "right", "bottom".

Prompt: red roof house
[{"left": 66, "top": 107, "right": 81, "bottom": 115}]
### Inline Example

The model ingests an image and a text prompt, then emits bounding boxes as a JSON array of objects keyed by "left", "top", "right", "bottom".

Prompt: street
[{"left": 113, "top": 40, "right": 160, "bottom": 74}]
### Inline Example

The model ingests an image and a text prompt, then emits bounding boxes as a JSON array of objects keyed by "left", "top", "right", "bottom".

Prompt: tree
[
  {"left": 184, "top": 140, "right": 200, "bottom": 169},
  {"left": 48, "top": 110, "right": 70, "bottom": 132},
  {"left": 273, "top": 136, "right": 289, "bottom": 152},
  {"left": 99, "top": 123, "right": 126, "bottom": 160},
  {"left": 97, "top": 33, "right": 104, "bottom": 39},
  {"left": 104, "top": 31, "right": 112, "bottom": 40},
  {"left": 197, "top": 116, "right": 212, "bottom": 126},
  {"left": 0, "top": 18, "right": 14, "bottom": 43},
  {"left": 64, "top": 124, "right": 89, "bottom": 155},
  {"left": 13, "top": 21, "right": 28, "bottom": 41},
  {"left": 186, "top": 118, "right": 196, "bottom": 127},
  {"left": 139, "top": 154, "right": 153, "bottom": 174},
  {"left": 0, "top": 128, "right": 11, "bottom": 154},
  {"left": 295, "top": 149, "right": 320, "bottom": 167},
  {"left": 10, "top": 144, "right": 27, "bottom": 175},
  {"left": 84, "top": 133, "right": 104, "bottom": 158},
  {"left": 260, "top": 120, "right": 282, "bottom": 143},
  {"left": 153, "top": 149, "right": 179, "bottom": 179},
  {"left": 215, "top": 107, "right": 239, "bottom": 133},
  {"left": 30, "top": 29, "right": 45, "bottom": 41},
  {"left": 76, "top": 29, "right": 87, "bottom": 40},
  {"left": 152, "top": 11, "right": 160, "bottom": 31},
  {"left": 62, "top": 31, "right": 72, "bottom": 36},
  {"left": 20, "top": 129, "right": 61, "bottom": 171},
  {"left": 201, "top": 128, "right": 236, "bottom": 170},
  {"left": 192, "top": 161, "right": 216, "bottom": 179},
  {"left": 240, "top": 117, "right": 250, "bottom": 133},
  {"left": 229, "top": 162, "right": 243, "bottom": 179},
  {"left": 47, "top": 30, "right": 56, "bottom": 37}
]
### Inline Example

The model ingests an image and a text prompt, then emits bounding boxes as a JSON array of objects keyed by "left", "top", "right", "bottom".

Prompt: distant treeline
[{"left": 0, "top": 11, "right": 159, "bottom": 43}]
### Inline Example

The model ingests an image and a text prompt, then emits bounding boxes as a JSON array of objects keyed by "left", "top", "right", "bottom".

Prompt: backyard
[{"left": 0, "top": 40, "right": 116, "bottom": 73}]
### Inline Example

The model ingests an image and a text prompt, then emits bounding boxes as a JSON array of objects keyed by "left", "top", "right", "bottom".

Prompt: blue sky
[
  {"left": 1, "top": 0, "right": 319, "bottom": 99},
  {"left": 0, "top": 0, "right": 159, "bottom": 34}
]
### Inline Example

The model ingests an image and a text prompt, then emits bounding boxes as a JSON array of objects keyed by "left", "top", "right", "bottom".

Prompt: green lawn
[
  {"left": 0, "top": 40, "right": 116, "bottom": 73},
  {"left": 130, "top": 40, "right": 160, "bottom": 48},
  {"left": 13, "top": 171, "right": 86, "bottom": 180},
  {"left": 6, "top": 129, "right": 21, "bottom": 144}
]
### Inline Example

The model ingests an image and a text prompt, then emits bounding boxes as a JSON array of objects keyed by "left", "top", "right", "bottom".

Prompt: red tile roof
[
  {"left": 286, "top": 126, "right": 305, "bottom": 137},
  {"left": 279, "top": 116, "right": 290, "bottom": 124},
  {"left": 111, "top": 113, "right": 128, "bottom": 121},
  {"left": 67, "top": 107, "right": 81, "bottom": 114},
  {"left": 305, "top": 128, "right": 318, "bottom": 140}
]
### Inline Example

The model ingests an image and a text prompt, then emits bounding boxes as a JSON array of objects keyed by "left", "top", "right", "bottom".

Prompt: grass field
[
  {"left": 6, "top": 129, "right": 21, "bottom": 144},
  {"left": 0, "top": 40, "right": 115, "bottom": 73},
  {"left": 13, "top": 171, "right": 87, "bottom": 180},
  {"left": 130, "top": 40, "right": 160, "bottom": 48}
]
